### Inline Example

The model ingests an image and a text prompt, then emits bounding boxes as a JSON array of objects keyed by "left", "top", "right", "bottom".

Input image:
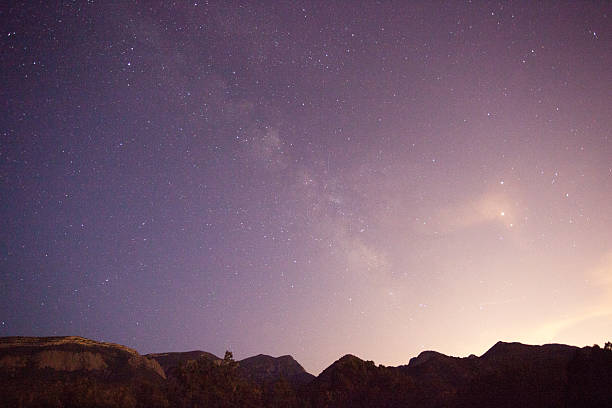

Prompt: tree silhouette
[{"left": 605, "top": 342, "right": 612, "bottom": 351}]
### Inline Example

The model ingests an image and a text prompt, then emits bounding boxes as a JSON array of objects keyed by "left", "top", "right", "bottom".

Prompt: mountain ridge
[{"left": 1, "top": 336, "right": 611, "bottom": 407}]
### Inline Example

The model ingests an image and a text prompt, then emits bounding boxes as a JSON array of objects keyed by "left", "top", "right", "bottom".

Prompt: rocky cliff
[
  {"left": 0, "top": 336, "right": 168, "bottom": 407},
  {"left": 0, "top": 336, "right": 165, "bottom": 379},
  {"left": 1, "top": 336, "right": 611, "bottom": 407}
]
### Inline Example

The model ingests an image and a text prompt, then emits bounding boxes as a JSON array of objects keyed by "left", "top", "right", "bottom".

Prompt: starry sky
[{"left": 1, "top": 1, "right": 611, "bottom": 375}]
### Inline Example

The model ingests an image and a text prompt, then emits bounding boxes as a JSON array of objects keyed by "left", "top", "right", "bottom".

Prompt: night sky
[{"left": 1, "top": 1, "right": 611, "bottom": 375}]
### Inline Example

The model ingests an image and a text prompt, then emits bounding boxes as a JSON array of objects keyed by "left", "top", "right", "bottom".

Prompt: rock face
[
  {"left": 0, "top": 336, "right": 165, "bottom": 379},
  {"left": 1, "top": 337, "right": 612, "bottom": 407},
  {"left": 147, "top": 350, "right": 220, "bottom": 372},
  {"left": 238, "top": 353, "right": 315, "bottom": 385},
  {"left": 0, "top": 336, "right": 168, "bottom": 407}
]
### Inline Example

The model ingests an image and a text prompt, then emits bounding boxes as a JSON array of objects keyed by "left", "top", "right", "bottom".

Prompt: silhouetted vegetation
[
  {"left": 167, "top": 354, "right": 262, "bottom": 407},
  {"left": 304, "top": 355, "right": 417, "bottom": 408},
  {"left": 567, "top": 343, "right": 612, "bottom": 408},
  {"left": 162, "top": 350, "right": 310, "bottom": 408},
  {"left": 0, "top": 373, "right": 169, "bottom": 408},
  {"left": 2, "top": 339, "right": 612, "bottom": 407}
]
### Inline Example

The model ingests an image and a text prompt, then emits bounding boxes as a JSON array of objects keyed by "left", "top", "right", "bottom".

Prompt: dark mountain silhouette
[
  {"left": 238, "top": 353, "right": 315, "bottom": 385},
  {"left": 146, "top": 349, "right": 314, "bottom": 386},
  {"left": 146, "top": 350, "right": 220, "bottom": 372},
  {"left": 305, "top": 342, "right": 612, "bottom": 408},
  {"left": 305, "top": 354, "right": 417, "bottom": 407},
  {"left": 1, "top": 336, "right": 611, "bottom": 407},
  {"left": 455, "top": 341, "right": 581, "bottom": 408}
]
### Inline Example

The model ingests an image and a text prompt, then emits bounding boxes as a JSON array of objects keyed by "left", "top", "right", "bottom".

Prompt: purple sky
[{"left": 1, "top": 1, "right": 611, "bottom": 374}]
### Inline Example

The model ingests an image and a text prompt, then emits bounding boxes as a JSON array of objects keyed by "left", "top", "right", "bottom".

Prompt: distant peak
[
  {"left": 408, "top": 350, "right": 447, "bottom": 367},
  {"left": 240, "top": 353, "right": 296, "bottom": 362},
  {"left": 238, "top": 353, "right": 312, "bottom": 385},
  {"left": 493, "top": 340, "right": 517, "bottom": 347},
  {"left": 482, "top": 341, "right": 528, "bottom": 357},
  {"left": 338, "top": 354, "right": 362, "bottom": 361},
  {"left": 482, "top": 341, "right": 578, "bottom": 360}
]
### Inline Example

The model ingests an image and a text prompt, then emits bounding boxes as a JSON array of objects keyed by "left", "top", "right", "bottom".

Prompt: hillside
[
  {"left": 0, "top": 336, "right": 167, "bottom": 407},
  {"left": 146, "top": 350, "right": 221, "bottom": 372},
  {"left": 1, "top": 336, "right": 611, "bottom": 407},
  {"left": 238, "top": 353, "right": 315, "bottom": 385}
]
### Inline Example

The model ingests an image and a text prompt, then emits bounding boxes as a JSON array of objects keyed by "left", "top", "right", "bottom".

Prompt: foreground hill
[
  {"left": 1, "top": 336, "right": 611, "bottom": 407},
  {"left": 146, "top": 349, "right": 314, "bottom": 386},
  {"left": 146, "top": 350, "right": 221, "bottom": 372},
  {"left": 238, "top": 354, "right": 315, "bottom": 386},
  {"left": 305, "top": 342, "right": 612, "bottom": 408},
  {"left": 0, "top": 336, "right": 167, "bottom": 407}
]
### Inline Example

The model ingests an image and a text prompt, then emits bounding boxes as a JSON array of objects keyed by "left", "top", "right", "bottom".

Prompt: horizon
[
  {"left": 1, "top": 333, "right": 606, "bottom": 376},
  {"left": 1, "top": 1, "right": 610, "bottom": 376},
  {"left": 1, "top": 333, "right": 603, "bottom": 376},
  {"left": 134, "top": 337, "right": 610, "bottom": 376}
]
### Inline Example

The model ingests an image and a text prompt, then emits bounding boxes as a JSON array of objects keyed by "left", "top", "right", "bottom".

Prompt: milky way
[{"left": 1, "top": 1, "right": 610, "bottom": 374}]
